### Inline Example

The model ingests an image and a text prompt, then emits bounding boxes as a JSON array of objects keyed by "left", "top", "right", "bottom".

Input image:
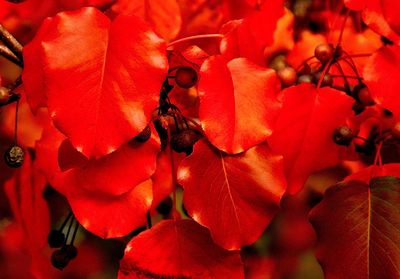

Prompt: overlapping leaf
[
  {"left": 309, "top": 175, "right": 400, "bottom": 279},
  {"left": 198, "top": 56, "right": 281, "bottom": 154},
  {"left": 177, "top": 140, "right": 286, "bottom": 250},
  {"left": 23, "top": 7, "right": 168, "bottom": 159},
  {"left": 118, "top": 219, "right": 244, "bottom": 278},
  {"left": 268, "top": 83, "right": 354, "bottom": 194}
]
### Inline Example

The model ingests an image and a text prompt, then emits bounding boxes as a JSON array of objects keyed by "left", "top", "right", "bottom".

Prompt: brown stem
[
  {"left": 0, "top": 44, "right": 22, "bottom": 67},
  {"left": 0, "top": 24, "right": 23, "bottom": 61}
]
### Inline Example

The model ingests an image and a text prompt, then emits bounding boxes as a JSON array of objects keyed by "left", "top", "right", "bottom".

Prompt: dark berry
[
  {"left": 313, "top": 71, "right": 333, "bottom": 87},
  {"left": 63, "top": 245, "right": 78, "bottom": 260},
  {"left": 134, "top": 125, "right": 151, "bottom": 142},
  {"left": 297, "top": 74, "right": 313, "bottom": 84},
  {"left": 51, "top": 249, "right": 70, "bottom": 270},
  {"left": 4, "top": 146, "right": 24, "bottom": 168},
  {"left": 315, "top": 43, "right": 334, "bottom": 63},
  {"left": 333, "top": 126, "right": 354, "bottom": 146},
  {"left": 268, "top": 54, "right": 287, "bottom": 71},
  {"left": 156, "top": 196, "right": 173, "bottom": 216},
  {"left": 0, "top": 87, "right": 10, "bottom": 105},
  {"left": 353, "top": 84, "right": 374, "bottom": 106},
  {"left": 352, "top": 102, "right": 365, "bottom": 115},
  {"left": 170, "top": 129, "right": 201, "bottom": 155},
  {"left": 48, "top": 230, "right": 65, "bottom": 248},
  {"left": 277, "top": 67, "right": 297, "bottom": 88},
  {"left": 175, "top": 67, "right": 198, "bottom": 89}
]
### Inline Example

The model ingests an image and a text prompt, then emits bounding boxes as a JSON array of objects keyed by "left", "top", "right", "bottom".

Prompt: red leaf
[
  {"left": 364, "top": 45, "right": 400, "bottom": 117},
  {"left": 177, "top": 140, "right": 286, "bottom": 250},
  {"left": 268, "top": 83, "right": 354, "bottom": 194},
  {"left": 118, "top": 219, "right": 244, "bottom": 278},
  {"left": 198, "top": 56, "right": 281, "bottom": 154},
  {"left": 111, "top": 0, "right": 182, "bottom": 41},
  {"left": 23, "top": 7, "right": 167, "bottom": 159},
  {"left": 309, "top": 176, "right": 400, "bottom": 279}
]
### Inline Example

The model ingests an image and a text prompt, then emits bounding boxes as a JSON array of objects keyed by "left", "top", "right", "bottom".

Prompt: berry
[
  {"left": 392, "top": 122, "right": 400, "bottom": 140},
  {"left": 268, "top": 54, "right": 287, "bottom": 71},
  {"left": 297, "top": 74, "right": 313, "bottom": 84},
  {"left": 353, "top": 84, "right": 374, "bottom": 106},
  {"left": 63, "top": 245, "right": 78, "bottom": 260},
  {"left": 0, "top": 87, "right": 11, "bottom": 105},
  {"left": 48, "top": 230, "right": 65, "bottom": 248},
  {"left": 315, "top": 43, "right": 334, "bottom": 63},
  {"left": 156, "top": 196, "right": 173, "bottom": 216},
  {"left": 4, "top": 145, "right": 24, "bottom": 168},
  {"left": 134, "top": 125, "right": 151, "bottom": 142},
  {"left": 332, "top": 126, "right": 354, "bottom": 146},
  {"left": 313, "top": 71, "right": 333, "bottom": 87},
  {"left": 175, "top": 67, "right": 198, "bottom": 89},
  {"left": 277, "top": 67, "right": 297, "bottom": 88},
  {"left": 170, "top": 129, "right": 201, "bottom": 155},
  {"left": 51, "top": 249, "right": 70, "bottom": 270}
]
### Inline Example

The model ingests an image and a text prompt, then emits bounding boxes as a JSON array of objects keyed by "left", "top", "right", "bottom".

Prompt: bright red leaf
[
  {"left": 23, "top": 7, "right": 168, "bottom": 159},
  {"left": 268, "top": 83, "right": 354, "bottom": 194},
  {"left": 364, "top": 45, "right": 400, "bottom": 117},
  {"left": 177, "top": 140, "right": 286, "bottom": 250},
  {"left": 198, "top": 56, "right": 281, "bottom": 154},
  {"left": 309, "top": 176, "right": 400, "bottom": 279},
  {"left": 118, "top": 219, "right": 244, "bottom": 278}
]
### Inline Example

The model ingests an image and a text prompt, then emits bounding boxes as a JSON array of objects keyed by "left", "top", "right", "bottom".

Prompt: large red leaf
[
  {"left": 268, "top": 83, "right": 354, "bottom": 194},
  {"left": 35, "top": 124, "right": 157, "bottom": 238},
  {"left": 23, "top": 7, "right": 167, "bottom": 159},
  {"left": 198, "top": 56, "right": 281, "bottom": 154},
  {"left": 177, "top": 140, "right": 286, "bottom": 250},
  {"left": 309, "top": 176, "right": 400, "bottom": 279},
  {"left": 364, "top": 45, "right": 400, "bottom": 117},
  {"left": 118, "top": 219, "right": 244, "bottom": 278},
  {"left": 111, "top": 0, "right": 182, "bottom": 41}
]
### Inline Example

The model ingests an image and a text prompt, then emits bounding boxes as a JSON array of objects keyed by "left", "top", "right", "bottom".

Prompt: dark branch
[
  {"left": 0, "top": 24, "right": 23, "bottom": 61},
  {"left": 0, "top": 44, "right": 23, "bottom": 67}
]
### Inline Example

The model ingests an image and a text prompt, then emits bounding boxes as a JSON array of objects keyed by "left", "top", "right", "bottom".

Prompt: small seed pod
[
  {"left": 0, "top": 87, "right": 11, "bottom": 105},
  {"left": 134, "top": 125, "right": 151, "bottom": 142},
  {"left": 277, "top": 67, "right": 297, "bottom": 88},
  {"left": 4, "top": 146, "right": 24, "bottom": 168},
  {"left": 51, "top": 249, "right": 70, "bottom": 270},
  {"left": 332, "top": 126, "right": 354, "bottom": 146},
  {"left": 353, "top": 84, "right": 375, "bottom": 106},
  {"left": 315, "top": 43, "right": 334, "bottom": 63},
  {"left": 313, "top": 71, "right": 333, "bottom": 87},
  {"left": 63, "top": 245, "right": 78, "bottom": 260},
  {"left": 297, "top": 74, "right": 313, "bottom": 84},
  {"left": 268, "top": 54, "right": 287, "bottom": 71},
  {"left": 175, "top": 67, "right": 198, "bottom": 89},
  {"left": 48, "top": 230, "right": 65, "bottom": 248},
  {"left": 156, "top": 196, "right": 173, "bottom": 216},
  {"left": 170, "top": 129, "right": 201, "bottom": 155}
]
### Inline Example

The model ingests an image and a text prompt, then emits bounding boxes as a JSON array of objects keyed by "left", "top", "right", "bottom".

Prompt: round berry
[
  {"left": 0, "top": 87, "right": 11, "bottom": 105},
  {"left": 170, "top": 129, "right": 201, "bottom": 155},
  {"left": 315, "top": 43, "right": 334, "bottom": 63},
  {"left": 156, "top": 196, "right": 173, "bottom": 216},
  {"left": 313, "top": 71, "right": 333, "bottom": 87},
  {"left": 63, "top": 245, "right": 78, "bottom": 260},
  {"left": 51, "top": 249, "right": 70, "bottom": 270},
  {"left": 297, "top": 74, "right": 313, "bottom": 84},
  {"left": 332, "top": 126, "right": 354, "bottom": 146},
  {"left": 4, "top": 146, "right": 24, "bottom": 168},
  {"left": 268, "top": 54, "right": 287, "bottom": 71},
  {"left": 134, "top": 125, "right": 151, "bottom": 142},
  {"left": 353, "top": 84, "right": 374, "bottom": 106},
  {"left": 175, "top": 67, "right": 198, "bottom": 89},
  {"left": 48, "top": 230, "right": 65, "bottom": 248},
  {"left": 277, "top": 67, "right": 297, "bottom": 88}
]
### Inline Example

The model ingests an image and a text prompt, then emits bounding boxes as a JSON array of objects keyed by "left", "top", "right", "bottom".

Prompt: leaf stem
[{"left": 0, "top": 24, "right": 23, "bottom": 61}]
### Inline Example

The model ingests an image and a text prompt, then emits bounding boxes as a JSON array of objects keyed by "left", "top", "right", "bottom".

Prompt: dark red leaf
[
  {"left": 309, "top": 176, "right": 400, "bottom": 279},
  {"left": 118, "top": 219, "right": 244, "bottom": 278},
  {"left": 177, "top": 140, "right": 286, "bottom": 250},
  {"left": 198, "top": 56, "right": 281, "bottom": 154},
  {"left": 269, "top": 83, "right": 354, "bottom": 194}
]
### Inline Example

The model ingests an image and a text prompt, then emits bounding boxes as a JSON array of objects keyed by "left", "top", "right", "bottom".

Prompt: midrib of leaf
[{"left": 219, "top": 153, "right": 242, "bottom": 235}]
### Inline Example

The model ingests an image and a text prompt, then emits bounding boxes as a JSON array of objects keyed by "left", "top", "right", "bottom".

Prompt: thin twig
[
  {"left": 0, "top": 44, "right": 22, "bottom": 67},
  {"left": 0, "top": 24, "right": 23, "bottom": 61}
]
